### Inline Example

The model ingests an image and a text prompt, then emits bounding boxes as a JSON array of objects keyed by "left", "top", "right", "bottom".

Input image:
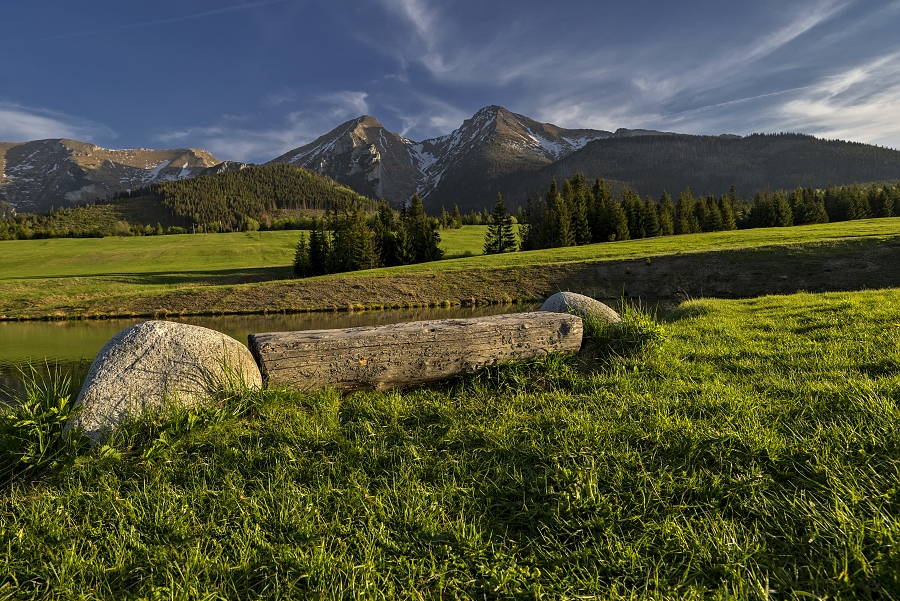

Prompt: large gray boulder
[
  {"left": 541, "top": 292, "right": 622, "bottom": 324},
  {"left": 69, "top": 321, "right": 262, "bottom": 442}
]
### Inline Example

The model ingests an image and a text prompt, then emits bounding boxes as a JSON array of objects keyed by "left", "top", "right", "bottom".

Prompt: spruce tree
[
  {"left": 546, "top": 179, "right": 573, "bottom": 247},
  {"left": 718, "top": 195, "right": 737, "bottom": 230},
  {"left": 568, "top": 173, "right": 592, "bottom": 245},
  {"left": 589, "top": 179, "right": 613, "bottom": 242},
  {"left": 642, "top": 196, "right": 660, "bottom": 238},
  {"left": 483, "top": 193, "right": 517, "bottom": 254},
  {"left": 406, "top": 194, "right": 443, "bottom": 262},
  {"left": 293, "top": 232, "right": 311, "bottom": 276},
  {"left": 610, "top": 202, "right": 630, "bottom": 242},
  {"left": 622, "top": 188, "right": 645, "bottom": 239},
  {"left": 308, "top": 225, "right": 330, "bottom": 276},
  {"left": 451, "top": 204, "right": 463, "bottom": 228},
  {"left": 704, "top": 194, "right": 724, "bottom": 231},
  {"left": 658, "top": 192, "right": 675, "bottom": 236}
]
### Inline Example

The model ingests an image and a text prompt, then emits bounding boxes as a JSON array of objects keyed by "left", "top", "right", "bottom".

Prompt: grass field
[
  {"left": 2, "top": 288, "right": 899, "bottom": 598},
  {"left": 2, "top": 219, "right": 900, "bottom": 319}
]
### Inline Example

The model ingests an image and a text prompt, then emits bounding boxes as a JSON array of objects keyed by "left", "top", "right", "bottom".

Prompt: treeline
[
  {"left": 432, "top": 204, "right": 517, "bottom": 229},
  {"left": 519, "top": 174, "right": 900, "bottom": 250},
  {"left": 126, "top": 164, "right": 377, "bottom": 231},
  {"left": 293, "top": 195, "right": 442, "bottom": 277}
]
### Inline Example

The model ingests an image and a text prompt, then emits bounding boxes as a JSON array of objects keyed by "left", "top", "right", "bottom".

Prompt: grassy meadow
[
  {"left": 2, "top": 288, "right": 899, "bottom": 598},
  {"left": 2, "top": 218, "right": 900, "bottom": 319}
]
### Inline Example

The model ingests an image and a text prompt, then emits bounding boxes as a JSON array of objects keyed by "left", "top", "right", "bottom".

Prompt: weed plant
[
  {"left": 1, "top": 289, "right": 899, "bottom": 598},
  {"left": 0, "top": 364, "right": 87, "bottom": 485}
]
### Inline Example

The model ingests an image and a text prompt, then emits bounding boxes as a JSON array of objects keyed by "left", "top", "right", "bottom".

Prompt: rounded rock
[
  {"left": 69, "top": 320, "right": 262, "bottom": 442},
  {"left": 540, "top": 292, "right": 621, "bottom": 324}
]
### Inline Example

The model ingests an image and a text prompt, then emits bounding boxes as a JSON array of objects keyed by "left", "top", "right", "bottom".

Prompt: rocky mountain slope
[
  {"left": 0, "top": 139, "right": 222, "bottom": 213},
  {"left": 268, "top": 106, "right": 661, "bottom": 211}
]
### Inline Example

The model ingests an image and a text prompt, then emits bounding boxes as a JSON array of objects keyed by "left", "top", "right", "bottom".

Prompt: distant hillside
[
  {"left": 1, "top": 164, "right": 378, "bottom": 239},
  {"left": 0, "top": 139, "right": 222, "bottom": 213},
  {"left": 0, "top": 199, "right": 14, "bottom": 219},
  {"left": 500, "top": 133, "right": 900, "bottom": 202},
  {"left": 146, "top": 164, "right": 376, "bottom": 229}
]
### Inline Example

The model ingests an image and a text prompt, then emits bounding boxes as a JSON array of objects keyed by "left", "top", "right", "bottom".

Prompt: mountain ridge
[
  {"left": 4, "top": 105, "right": 900, "bottom": 214},
  {"left": 0, "top": 139, "right": 222, "bottom": 213}
]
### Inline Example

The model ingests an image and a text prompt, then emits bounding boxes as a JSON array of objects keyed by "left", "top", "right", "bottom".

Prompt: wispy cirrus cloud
[
  {"left": 775, "top": 50, "right": 900, "bottom": 147},
  {"left": 1, "top": 0, "right": 296, "bottom": 45},
  {"left": 0, "top": 102, "right": 114, "bottom": 142}
]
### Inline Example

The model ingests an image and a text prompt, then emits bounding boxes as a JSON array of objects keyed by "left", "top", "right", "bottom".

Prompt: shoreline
[{"left": 4, "top": 235, "right": 900, "bottom": 321}]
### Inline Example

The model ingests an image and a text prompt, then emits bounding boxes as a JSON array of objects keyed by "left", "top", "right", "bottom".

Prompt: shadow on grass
[{"left": 2, "top": 266, "right": 294, "bottom": 285}]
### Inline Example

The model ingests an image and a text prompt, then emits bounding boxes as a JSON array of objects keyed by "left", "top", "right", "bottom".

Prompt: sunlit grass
[{"left": 2, "top": 288, "right": 899, "bottom": 598}]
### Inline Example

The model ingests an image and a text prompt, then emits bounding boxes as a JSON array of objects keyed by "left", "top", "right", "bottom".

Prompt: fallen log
[{"left": 248, "top": 311, "right": 583, "bottom": 391}]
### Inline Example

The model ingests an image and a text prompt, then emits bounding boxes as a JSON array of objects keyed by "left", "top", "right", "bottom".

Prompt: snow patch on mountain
[{"left": 143, "top": 160, "right": 171, "bottom": 183}]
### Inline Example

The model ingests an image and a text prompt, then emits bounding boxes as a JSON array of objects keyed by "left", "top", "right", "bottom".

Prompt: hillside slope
[
  {"left": 501, "top": 133, "right": 900, "bottom": 201},
  {"left": 0, "top": 139, "right": 222, "bottom": 213}
]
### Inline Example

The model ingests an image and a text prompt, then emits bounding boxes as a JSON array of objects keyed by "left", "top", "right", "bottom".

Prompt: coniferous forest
[
  {"left": 292, "top": 194, "right": 443, "bottom": 277},
  {"left": 518, "top": 174, "right": 899, "bottom": 251}
]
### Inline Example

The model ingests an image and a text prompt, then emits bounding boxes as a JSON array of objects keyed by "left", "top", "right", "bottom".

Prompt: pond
[{"left": 0, "top": 305, "right": 535, "bottom": 402}]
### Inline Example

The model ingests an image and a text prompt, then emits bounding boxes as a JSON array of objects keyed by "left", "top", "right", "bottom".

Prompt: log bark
[{"left": 248, "top": 311, "right": 582, "bottom": 391}]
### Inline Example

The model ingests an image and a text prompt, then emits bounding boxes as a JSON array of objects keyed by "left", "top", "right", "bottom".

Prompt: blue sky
[{"left": 1, "top": 0, "right": 899, "bottom": 163}]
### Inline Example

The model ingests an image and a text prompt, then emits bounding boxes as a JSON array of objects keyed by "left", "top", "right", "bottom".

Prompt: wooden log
[{"left": 248, "top": 311, "right": 582, "bottom": 391}]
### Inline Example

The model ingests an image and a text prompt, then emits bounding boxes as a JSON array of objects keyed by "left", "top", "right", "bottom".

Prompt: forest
[
  {"left": 292, "top": 194, "right": 443, "bottom": 276},
  {"left": 516, "top": 173, "right": 899, "bottom": 251}
]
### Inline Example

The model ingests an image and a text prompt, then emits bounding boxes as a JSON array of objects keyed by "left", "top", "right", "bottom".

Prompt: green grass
[
  {"left": 2, "top": 288, "right": 899, "bottom": 598},
  {"left": 2, "top": 218, "right": 900, "bottom": 319}
]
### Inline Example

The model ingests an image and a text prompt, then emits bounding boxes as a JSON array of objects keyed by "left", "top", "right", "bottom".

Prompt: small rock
[
  {"left": 69, "top": 321, "right": 262, "bottom": 442},
  {"left": 540, "top": 292, "right": 622, "bottom": 324}
]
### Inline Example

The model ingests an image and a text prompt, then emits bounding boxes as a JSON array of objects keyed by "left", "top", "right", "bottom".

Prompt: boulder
[
  {"left": 69, "top": 320, "right": 262, "bottom": 442},
  {"left": 541, "top": 292, "right": 622, "bottom": 324}
]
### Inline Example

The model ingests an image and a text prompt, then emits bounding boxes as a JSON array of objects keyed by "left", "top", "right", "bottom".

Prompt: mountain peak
[{"left": 356, "top": 115, "right": 384, "bottom": 127}]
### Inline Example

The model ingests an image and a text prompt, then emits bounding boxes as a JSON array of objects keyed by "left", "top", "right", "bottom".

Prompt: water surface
[{"left": 0, "top": 305, "right": 533, "bottom": 402}]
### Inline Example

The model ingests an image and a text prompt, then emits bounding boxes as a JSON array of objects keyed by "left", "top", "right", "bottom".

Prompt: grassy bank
[
  {"left": 1, "top": 288, "right": 899, "bottom": 598},
  {"left": 2, "top": 218, "right": 900, "bottom": 320}
]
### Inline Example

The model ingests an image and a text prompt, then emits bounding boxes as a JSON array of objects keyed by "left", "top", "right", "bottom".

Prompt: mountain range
[{"left": 3, "top": 105, "right": 900, "bottom": 215}]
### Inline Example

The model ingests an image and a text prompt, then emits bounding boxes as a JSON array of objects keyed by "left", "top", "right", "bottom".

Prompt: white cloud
[
  {"left": 316, "top": 91, "right": 370, "bottom": 119},
  {"left": 0, "top": 102, "right": 114, "bottom": 142},
  {"left": 774, "top": 51, "right": 900, "bottom": 146}
]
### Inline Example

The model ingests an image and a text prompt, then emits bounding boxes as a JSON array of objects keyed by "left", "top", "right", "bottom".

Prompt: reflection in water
[{"left": 0, "top": 305, "right": 535, "bottom": 402}]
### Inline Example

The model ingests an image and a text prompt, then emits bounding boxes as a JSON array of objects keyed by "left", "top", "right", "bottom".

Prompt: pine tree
[
  {"left": 483, "top": 193, "right": 517, "bottom": 254},
  {"left": 293, "top": 232, "right": 311, "bottom": 276},
  {"left": 406, "top": 194, "right": 443, "bottom": 262},
  {"left": 569, "top": 173, "right": 592, "bottom": 245},
  {"left": 451, "top": 204, "right": 463, "bottom": 228},
  {"left": 610, "top": 202, "right": 630, "bottom": 242},
  {"left": 675, "top": 188, "right": 699, "bottom": 234},
  {"left": 622, "top": 188, "right": 645, "bottom": 239},
  {"left": 657, "top": 192, "right": 675, "bottom": 236},
  {"left": 546, "top": 179, "right": 574, "bottom": 247},
  {"left": 641, "top": 196, "right": 660, "bottom": 238},
  {"left": 718, "top": 195, "right": 737, "bottom": 230},
  {"left": 704, "top": 194, "right": 724, "bottom": 231},
  {"left": 327, "top": 200, "right": 375, "bottom": 273},
  {"left": 589, "top": 179, "right": 613, "bottom": 242},
  {"left": 308, "top": 225, "right": 330, "bottom": 276}
]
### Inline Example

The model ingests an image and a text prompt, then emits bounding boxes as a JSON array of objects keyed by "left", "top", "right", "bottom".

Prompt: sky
[{"left": 1, "top": 0, "right": 899, "bottom": 163}]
